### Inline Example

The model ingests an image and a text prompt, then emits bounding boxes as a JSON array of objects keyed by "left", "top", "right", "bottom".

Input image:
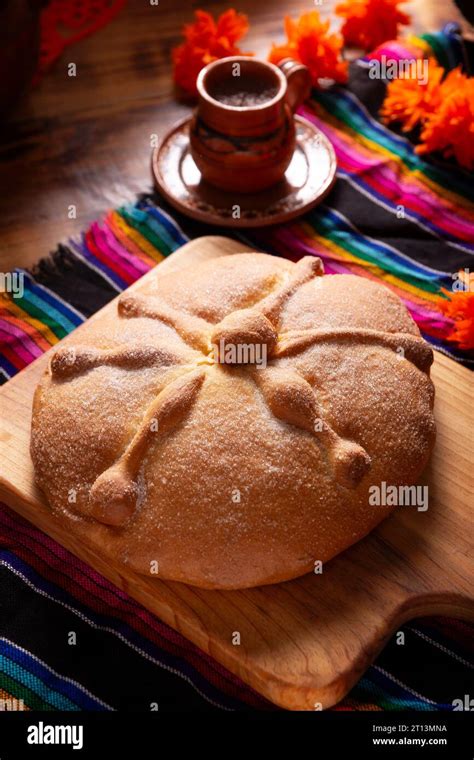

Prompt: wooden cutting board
[{"left": 0, "top": 235, "right": 473, "bottom": 711}]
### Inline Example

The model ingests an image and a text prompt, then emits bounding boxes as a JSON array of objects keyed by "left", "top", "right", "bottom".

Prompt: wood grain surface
[
  {"left": 0, "top": 235, "right": 472, "bottom": 711},
  {"left": 1, "top": 0, "right": 472, "bottom": 272}
]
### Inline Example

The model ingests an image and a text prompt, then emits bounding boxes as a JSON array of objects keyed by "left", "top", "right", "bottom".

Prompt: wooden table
[{"left": 0, "top": 0, "right": 472, "bottom": 272}]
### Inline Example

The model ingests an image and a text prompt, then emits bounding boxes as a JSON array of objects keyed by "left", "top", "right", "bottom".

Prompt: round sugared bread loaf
[{"left": 31, "top": 252, "right": 436, "bottom": 589}]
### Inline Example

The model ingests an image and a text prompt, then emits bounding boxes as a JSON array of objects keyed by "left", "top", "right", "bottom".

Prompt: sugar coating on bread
[{"left": 31, "top": 252, "right": 435, "bottom": 589}]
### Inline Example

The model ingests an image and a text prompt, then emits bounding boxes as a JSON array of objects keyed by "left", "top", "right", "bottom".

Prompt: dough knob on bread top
[{"left": 210, "top": 309, "right": 277, "bottom": 364}]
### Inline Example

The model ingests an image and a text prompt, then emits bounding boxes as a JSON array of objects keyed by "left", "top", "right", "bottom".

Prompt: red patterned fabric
[{"left": 36, "top": 0, "right": 127, "bottom": 80}]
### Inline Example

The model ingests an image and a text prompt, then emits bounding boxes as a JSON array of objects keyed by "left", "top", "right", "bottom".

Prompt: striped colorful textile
[
  {"left": 2, "top": 504, "right": 473, "bottom": 711},
  {"left": 1, "top": 27, "right": 473, "bottom": 710}
]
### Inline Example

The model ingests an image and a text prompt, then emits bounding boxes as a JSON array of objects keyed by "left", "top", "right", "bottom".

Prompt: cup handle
[{"left": 277, "top": 58, "right": 312, "bottom": 113}]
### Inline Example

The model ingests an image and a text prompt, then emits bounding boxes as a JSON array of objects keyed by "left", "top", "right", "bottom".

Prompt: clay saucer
[{"left": 151, "top": 115, "right": 336, "bottom": 228}]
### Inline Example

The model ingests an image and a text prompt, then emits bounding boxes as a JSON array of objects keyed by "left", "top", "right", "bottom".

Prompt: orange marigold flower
[
  {"left": 172, "top": 9, "right": 251, "bottom": 97},
  {"left": 268, "top": 11, "right": 347, "bottom": 88},
  {"left": 440, "top": 288, "right": 474, "bottom": 351},
  {"left": 381, "top": 65, "right": 474, "bottom": 170},
  {"left": 380, "top": 62, "right": 445, "bottom": 132},
  {"left": 416, "top": 69, "right": 474, "bottom": 170},
  {"left": 336, "top": 0, "right": 410, "bottom": 52}
]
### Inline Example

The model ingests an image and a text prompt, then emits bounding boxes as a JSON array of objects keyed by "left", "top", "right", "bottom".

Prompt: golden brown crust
[{"left": 30, "top": 252, "right": 436, "bottom": 589}]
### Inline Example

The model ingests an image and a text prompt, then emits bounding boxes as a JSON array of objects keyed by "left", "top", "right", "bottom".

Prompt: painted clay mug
[{"left": 190, "top": 56, "right": 312, "bottom": 193}]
